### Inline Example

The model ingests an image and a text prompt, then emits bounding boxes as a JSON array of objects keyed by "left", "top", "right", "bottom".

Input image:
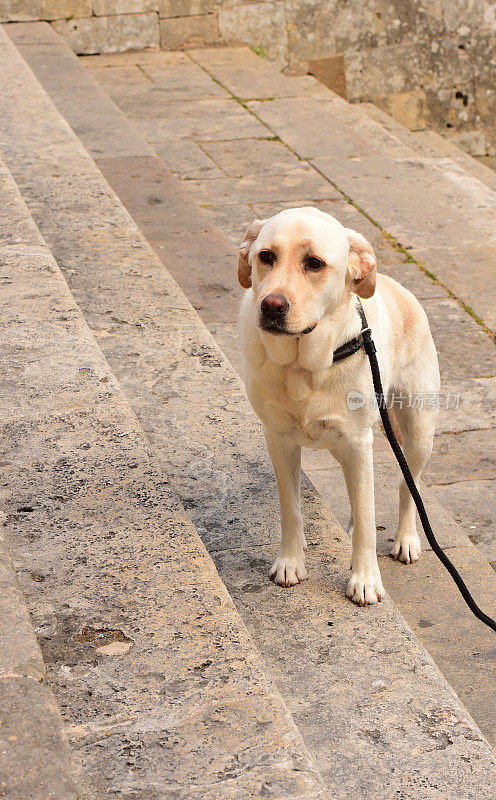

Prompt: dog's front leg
[
  {"left": 264, "top": 426, "right": 307, "bottom": 588},
  {"left": 340, "top": 438, "right": 384, "bottom": 605}
]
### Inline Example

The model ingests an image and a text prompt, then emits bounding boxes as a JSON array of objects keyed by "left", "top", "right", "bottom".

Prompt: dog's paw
[
  {"left": 269, "top": 554, "right": 307, "bottom": 588},
  {"left": 347, "top": 570, "right": 384, "bottom": 606},
  {"left": 391, "top": 534, "right": 421, "bottom": 564}
]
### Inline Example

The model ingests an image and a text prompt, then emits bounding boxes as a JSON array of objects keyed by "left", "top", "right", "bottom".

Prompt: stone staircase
[{"left": 1, "top": 21, "right": 496, "bottom": 799}]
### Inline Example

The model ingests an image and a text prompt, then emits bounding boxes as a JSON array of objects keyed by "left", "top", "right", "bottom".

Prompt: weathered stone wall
[{"left": 2, "top": 1, "right": 495, "bottom": 155}]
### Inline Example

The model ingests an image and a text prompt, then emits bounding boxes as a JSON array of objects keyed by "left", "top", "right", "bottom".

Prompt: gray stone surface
[
  {"left": 93, "top": 0, "right": 159, "bottom": 13},
  {"left": 218, "top": 3, "right": 287, "bottom": 69},
  {"left": 0, "top": 540, "right": 45, "bottom": 680},
  {"left": 0, "top": 1, "right": 43, "bottom": 22},
  {"left": 159, "top": 12, "right": 219, "bottom": 50},
  {"left": 246, "top": 95, "right": 413, "bottom": 159},
  {"left": 4, "top": 27, "right": 496, "bottom": 796},
  {"left": 0, "top": 0, "right": 91, "bottom": 22},
  {"left": 380, "top": 544, "right": 496, "bottom": 744},
  {"left": 7, "top": 22, "right": 155, "bottom": 159},
  {"left": 190, "top": 45, "right": 329, "bottom": 99},
  {"left": 0, "top": 677, "right": 79, "bottom": 800},
  {"left": 52, "top": 10, "right": 159, "bottom": 54},
  {"left": 425, "top": 428, "right": 496, "bottom": 486},
  {"left": 82, "top": 46, "right": 188, "bottom": 65},
  {"left": 182, "top": 168, "right": 341, "bottom": 206},
  {"left": 4, "top": 1, "right": 496, "bottom": 160},
  {"left": 140, "top": 59, "right": 227, "bottom": 98},
  {"left": 17, "top": 25, "right": 496, "bottom": 751},
  {"left": 125, "top": 94, "right": 269, "bottom": 140},
  {"left": 431, "top": 479, "right": 496, "bottom": 563},
  {"left": 0, "top": 136, "right": 328, "bottom": 800},
  {"left": 360, "top": 101, "right": 496, "bottom": 194},
  {"left": 160, "top": 0, "right": 218, "bottom": 15},
  {"left": 94, "top": 154, "right": 242, "bottom": 323},
  {"left": 422, "top": 297, "right": 496, "bottom": 380},
  {"left": 199, "top": 136, "right": 309, "bottom": 178},
  {"left": 0, "top": 148, "right": 81, "bottom": 800}
]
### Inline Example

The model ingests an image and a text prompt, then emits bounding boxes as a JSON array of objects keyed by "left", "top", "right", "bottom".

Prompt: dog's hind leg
[{"left": 390, "top": 401, "right": 438, "bottom": 563}]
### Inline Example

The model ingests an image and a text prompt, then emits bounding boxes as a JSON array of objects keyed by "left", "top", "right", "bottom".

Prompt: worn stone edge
[
  {"left": 3, "top": 24, "right": 496, "bottom": 761},
  {"left": 0, "top": 110, "right": 330, "bottom": 799}
]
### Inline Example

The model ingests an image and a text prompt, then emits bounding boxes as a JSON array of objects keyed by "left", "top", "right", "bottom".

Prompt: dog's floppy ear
[
  {"left": 345, "top": 228, "right": 377, "bottom": 298},
  {"left": 238, "top": 219, "right": 266, "bottom": 289}
]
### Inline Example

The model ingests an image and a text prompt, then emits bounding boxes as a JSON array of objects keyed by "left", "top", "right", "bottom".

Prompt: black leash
[{"left": 356, "top": 299, "right": 496, "bottom": 633}]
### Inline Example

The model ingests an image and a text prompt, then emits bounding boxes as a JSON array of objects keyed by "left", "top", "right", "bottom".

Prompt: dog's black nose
[{"left": 260, "top": 294, "right": 290, "bottom": 319}]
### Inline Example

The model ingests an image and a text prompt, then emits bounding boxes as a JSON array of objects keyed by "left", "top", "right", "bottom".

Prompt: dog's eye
[
  {"left": 305, "top": 256, "right": 325, "bottom": 271},
  {"left": 259, "top": 250, "right": 275, "bottom": 265}
]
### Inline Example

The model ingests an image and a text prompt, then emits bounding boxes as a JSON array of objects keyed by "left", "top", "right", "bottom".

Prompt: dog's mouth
[{"left": 259, "top": 320, "right": 317, "bottom": 336}]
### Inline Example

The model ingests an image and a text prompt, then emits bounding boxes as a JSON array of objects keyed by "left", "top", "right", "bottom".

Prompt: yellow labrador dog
[{"left": 238, "top": 207, "right": 439, "bottom": 605}]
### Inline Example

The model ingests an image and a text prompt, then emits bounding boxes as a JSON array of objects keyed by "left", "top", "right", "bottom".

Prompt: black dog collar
[
  {"left": 302, "top": 299, "right": 368, "bottom": 363},
  {"left": 331, "top": 299, "right": 369, "bottom": 363}
]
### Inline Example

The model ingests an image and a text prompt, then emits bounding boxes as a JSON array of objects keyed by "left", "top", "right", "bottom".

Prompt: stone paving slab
[
  {"left": 422, "top": 297, "right": 496, "bottom": 381},
  {"left": 424, "top": 428, "right": 496, "bottom": 486},
  {"left": 0, "top": 158, "right": 329, "bottom": 800},
  {"left": 435, "top": 377, "right": 496, "bottom": 434},
  {"left": 7, "top": 21, "right": 154, "bottom": 160},
  {"left": 82, "top": 63, "right": 154, "bottom": 95},
  {"left": 0, "top": 677, "right": 79, "bottom": 800},
  {"left": 431, "top": 479, "right": 496, "bottom": 563},
  {"left": 360, "top": 101, "right": 496, "bottom": 194},
  {"left": 312, "top": 154, "right": 496, "bottom": 330},
  {"left": 154, "top": 136, "right": 225, "bottom": 180},
  {"left": 182, "top": 168, "right": 341, "bottom": 206},
  {"left": 192, "top": 199, "right": 254, "bottom": 246},
  {"left": 304, "top": 438, "right": 496, "bottom": 745},
  {"left": 187, "top": 45, "right": 331, "bottom": 100},
  {"left": 380, "top": 544, "right": 496, "bottom": 742},
  {"left": 89, "top": 59, "right": 229, "bottom": 104},
  {"left": 82, "top": 48, "right": 191, "bottom": 67},
  {"left": 2, "top": 406, "right": 328, "bottom": 800},
  {"left": 199, "top": 136, "right": 312, "bottom": 178},
  {"left": 407, "top": 240, "right": 496, "bottom": 330},
  {"left": 4, "top": 28, "right": 496, "bottom": 794},
  {"left": 246, "top": 96, "right": 414, "bottom": 160},
  {"left": 0, "top": 155, "right": 82, "bottom": 800},
  {"left": 140, "top": 61, "right": 228, "bottom": 99}
]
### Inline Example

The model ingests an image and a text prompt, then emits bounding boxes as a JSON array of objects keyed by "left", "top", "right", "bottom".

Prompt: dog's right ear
[
  {"left": 238, "top": 219, "right": 266, "bottom": 288},
  {"left": 345, "top": 228, "right": 377, "bottom": 299}
]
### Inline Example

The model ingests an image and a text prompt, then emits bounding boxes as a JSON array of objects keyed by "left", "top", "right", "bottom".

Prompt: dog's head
[{"left": 237, "top": 207, "right": 376, "bottom": 336}]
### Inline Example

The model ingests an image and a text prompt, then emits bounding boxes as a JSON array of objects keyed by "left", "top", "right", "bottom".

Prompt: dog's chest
[{"left": 261, "top": 364, "right": 348, "bottom": 448}]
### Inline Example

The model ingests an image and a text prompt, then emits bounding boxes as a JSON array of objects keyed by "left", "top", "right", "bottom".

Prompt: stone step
[
  {"left": 0, "top": 164, "right": 80, "bottom": 800},
  {"left": 166, "top": 46, "right": 496, "bottom": 333},
  {"left": 3, "top": 22, "right": 496, "bottom": 798},
  {"left": 0, "top": 45, "right": 331, "bottom": 800},
  {"left": 359, "top": 101, "right": 496, "bottom": 195},
  {"left": 52, "top": 29, "right": 496, "bottom": 740}
]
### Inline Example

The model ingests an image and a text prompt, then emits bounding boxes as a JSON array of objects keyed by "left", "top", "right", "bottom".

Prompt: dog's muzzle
[
  {"left": 259, "top": 293, "right": 290, "bottom": 333},
  {"left": 259, "top": 294, "right": 317, "bottom": 336}
]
